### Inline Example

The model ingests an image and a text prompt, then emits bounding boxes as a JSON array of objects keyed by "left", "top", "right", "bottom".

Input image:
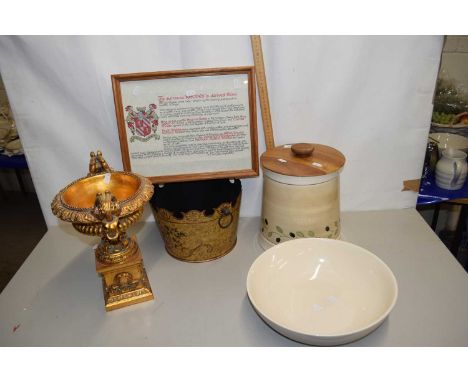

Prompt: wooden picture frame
[{"left": 111, "top": 67, "right": 258, "bottom": 184}]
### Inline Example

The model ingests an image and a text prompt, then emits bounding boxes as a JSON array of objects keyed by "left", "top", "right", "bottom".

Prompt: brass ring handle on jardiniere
[{"left": 218, "top": 207, "right": 234, "bottom": 229}]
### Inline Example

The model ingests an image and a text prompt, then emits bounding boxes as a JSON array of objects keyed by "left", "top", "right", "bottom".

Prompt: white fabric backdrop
[{"left": 0, "top": 36, "right": 443, "bottom": 227}]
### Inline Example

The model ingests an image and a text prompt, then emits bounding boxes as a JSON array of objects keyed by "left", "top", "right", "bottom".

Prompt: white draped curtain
[{"left": 0, "top": 35, "right": 443, "bottom": 227}]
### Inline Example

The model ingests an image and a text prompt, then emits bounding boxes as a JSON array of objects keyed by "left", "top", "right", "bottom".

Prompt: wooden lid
[{"left": 260, "top": 143, "right": 345, "bottom": 177}]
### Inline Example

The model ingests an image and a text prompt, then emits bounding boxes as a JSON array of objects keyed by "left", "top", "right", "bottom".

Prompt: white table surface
[{"left": 1, "top": 208, "right": 468, "bottom": 346}]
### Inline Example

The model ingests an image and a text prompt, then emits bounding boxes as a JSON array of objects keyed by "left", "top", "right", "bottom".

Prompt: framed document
[{"left": 111, "top": 67, "right": 258, "bottom": 183}]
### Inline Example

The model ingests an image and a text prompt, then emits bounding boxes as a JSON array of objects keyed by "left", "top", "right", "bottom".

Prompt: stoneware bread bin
[{"left": 259, "top": 143, "right": 345, "bottom": 249}]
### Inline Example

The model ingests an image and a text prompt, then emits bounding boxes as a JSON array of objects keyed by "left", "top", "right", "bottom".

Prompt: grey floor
[{"left": 0, "top": 191, "right": 48, "bottom": 292}]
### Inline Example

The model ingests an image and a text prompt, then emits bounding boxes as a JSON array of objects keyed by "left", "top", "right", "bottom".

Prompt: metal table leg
[
  {"left": 431, "top": 203, "right": 441, "bottom": 231},
  {"left": 0, "top": 179, "right": 6, "bottom": 200},
  {"left": 450, "top": 204, "right": 467, "bottom": 258},
  {"left": 14, "top": 168, "right": 27, "bottom": 196}
]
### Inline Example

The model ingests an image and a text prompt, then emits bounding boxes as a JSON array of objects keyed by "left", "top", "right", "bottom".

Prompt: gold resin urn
[{"left": 51, "top": 151, "right": 155, "bottom": 311}]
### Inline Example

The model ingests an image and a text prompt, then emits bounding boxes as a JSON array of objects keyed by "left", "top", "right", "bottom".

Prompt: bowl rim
[
  {"left": 51, "top": 171, "right": 154, "bottom": 223},
  {"left": 60, "top": 171, "right": 142, "bottom": 211},
  {"left": 429, "top": 132, "right": 468, "bottom": 143},
  {"left": 431, "top": 122, "right": 468, "bottom": 129},
  {"left": 246, "top": 238, "right": 398, "bottom": 339}
]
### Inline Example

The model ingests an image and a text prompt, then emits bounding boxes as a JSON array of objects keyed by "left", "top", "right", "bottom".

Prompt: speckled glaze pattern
[{"left": 260, "top": 175, "right": 340, "bottom": 246}]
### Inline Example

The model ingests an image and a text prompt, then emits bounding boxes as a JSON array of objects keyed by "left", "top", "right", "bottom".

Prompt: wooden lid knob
[
  {"left": 260, "top": 143, "right": 346, "bottom": 177},
  {"left": 291, "top": 143, "right": 314, "bottom": 157}
]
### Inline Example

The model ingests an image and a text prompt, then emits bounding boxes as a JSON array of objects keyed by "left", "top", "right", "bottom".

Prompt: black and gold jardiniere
[{"left": 151, "top": 178, "right": 241, "bottom": 262}]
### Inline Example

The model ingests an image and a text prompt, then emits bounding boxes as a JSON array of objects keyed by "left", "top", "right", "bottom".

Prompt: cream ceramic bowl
[{"left": 247, "top": 238, "right": 398, "bottom": 346}]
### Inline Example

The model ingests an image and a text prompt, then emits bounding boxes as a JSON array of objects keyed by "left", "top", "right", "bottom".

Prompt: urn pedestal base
[{"left": 95, "top": 237, "right": 154, "bottom": 311}]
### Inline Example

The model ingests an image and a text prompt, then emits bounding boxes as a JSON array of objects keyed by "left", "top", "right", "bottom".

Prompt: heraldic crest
[{"left": 125, "top": 104, "right": 160, "bottom": 142}]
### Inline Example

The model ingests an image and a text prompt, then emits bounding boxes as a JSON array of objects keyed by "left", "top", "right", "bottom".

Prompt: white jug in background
[{"left": 435, "top": 149, "right": 468, "bottom": 191}]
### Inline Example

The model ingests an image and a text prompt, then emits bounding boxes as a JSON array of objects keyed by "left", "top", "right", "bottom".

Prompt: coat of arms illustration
[{"left": 125, "top": 104, "right": 160, "bottom": 142}]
